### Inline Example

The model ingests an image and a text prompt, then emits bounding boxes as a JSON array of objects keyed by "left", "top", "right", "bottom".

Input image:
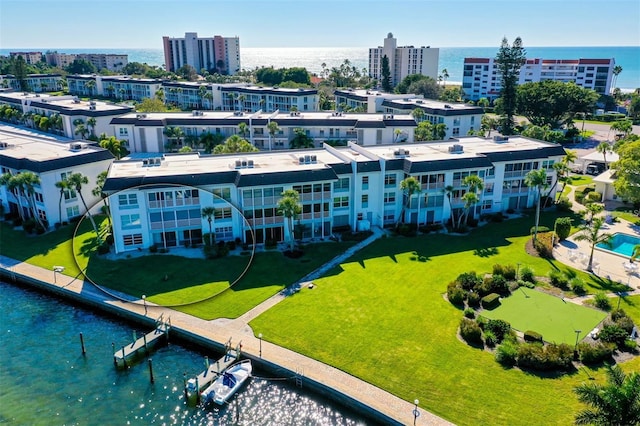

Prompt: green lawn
[
  {"left": 481, "top": 289, "right": 607, "bottom": 344},
  {"left": 0, "top": 218, "right": 355, "bottom": 319},
  {"left": 611, "top": 207, "right": 640, "bottom": 224},
  {"left": 250, "top": 212, "right": 635, "bottom": 425},
  {"left": 569, "top": 175, "right": 593, "bottom": 187}
]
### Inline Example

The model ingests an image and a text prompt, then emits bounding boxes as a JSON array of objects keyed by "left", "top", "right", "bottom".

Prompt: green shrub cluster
[
  {"left": 418, "top": 223, "right": 444, "bottom": 234},
  {"left": 481, "top": 293, "right": 501, "bottom": 309},
  {"left": 464, "top": 308, "right": 475, "bottom": 319},
  {"left": 556, "top": 196, "right": 573, "bottom": 212},
  {"left": 341, "top": 230, "right": 373, "bottom": 242},
  {"left": 599, "top": 309, "right": 638, "bottom": 351},
  {"left": 574, "top": 186, "right": 596, "bottom": 205},
  {"left": 492, "top": 264, "right": 517, "bottom": 280},
  {"left": 570, "top": 277, "right": 586, "bottom": 295},
  {"left": 495, "top": 338, "right": 519, "bottom": 366},
  {"left": 578, "top": 342, "right": 615, "bottom": 365},
  {"left": 519, "top": 266, "right": 535, "bottom": 284},
  {"left": 531, "top": 226, "right": 551, "bottom": 234},
  {"left": 548, "top": 270, "right": 570, "bottom": 290},
  {"left": 534, "top": 232, "right": 554, "bottom": 258},
  {"left": 516, "top": 342, "right": 574, "bottom": 371},
  {"left": 485, "top": 319, "right": 511, "bottom": 342},
  {"left": 554, "top": 217, "right": 572, "bottom": 241},
  {"left": 481, "top": 275, "right": 509, "bottom": 295},
  {"left": 594, "top": 291, "right": 611, "bottom": 311},
  {"left": 524, "top": 330, "right": 543, "bottom": 343},
  {"left": 460, "top": 318, "right": 483, "bottom": 345},
  {"left": 586, "top": 191, "right": 603, "bottom": 202}
]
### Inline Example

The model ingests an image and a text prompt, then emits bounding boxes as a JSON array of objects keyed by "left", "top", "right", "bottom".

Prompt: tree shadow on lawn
[{"left": 0, "top": 221, "right": 76, "bottom": 261}]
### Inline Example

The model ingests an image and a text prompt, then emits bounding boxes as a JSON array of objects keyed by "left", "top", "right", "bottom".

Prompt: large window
[
  {"left": 119, "top": 193, "right": 138, "bottom": 208},
  {"left": 334, "top": 177, "right": 349, "bottom": 192},
  {"left": 212, "top": 187, "right": 231, "bottom": 201},
  {"left": 361, "top": 194, "right": 369, "bottom": 208},
  {"left": 121, "top": 214, "right": 141, "bottom": 229},
  {"left": 384, "top": 192, "right": 396, "bottom": 204},
  {"left": 66, "top": 205, "right": 80, "bottom": 218},
  {"left": 333, "top": 196, "right": 349, "bottom": 208},
  {"left": 123, "top": 234, "right": 143, "bottom": 246},
  {"left": 384, "top": 174, "right": 397, "bottom": 188},
  {"left": 214, "top": 207, "right": 232, "bottom": 219},
  {"left": 362, "top": 176, "right": 369, "bottom": 190}
]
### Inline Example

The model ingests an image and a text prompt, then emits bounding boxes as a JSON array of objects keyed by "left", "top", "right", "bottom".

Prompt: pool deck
[{"left": 554, "top": 218, "right": 640, "bottom": 293}]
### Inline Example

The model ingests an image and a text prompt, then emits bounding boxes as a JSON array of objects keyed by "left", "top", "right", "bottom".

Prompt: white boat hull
[{"left": 201, "top": 360, "right": 252, "bottom": 405}]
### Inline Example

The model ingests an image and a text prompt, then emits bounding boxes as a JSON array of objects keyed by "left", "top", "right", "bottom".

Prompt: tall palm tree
[
  {"left": 67, "top": 172, "right": 99, "bottom": 239},
  {"left": 86, "top": 117, "right": 97, "bottom": 138},
  {"left": 399, "top": 176, "right": 421, "bottom": 226},
  {"left": 198, "top": 85, "right": 208, "bottom": 109},
  {"left": 277, "top": 189, "right": 301, "bottom": 252},
  {"left": 267, "top": 120, "right": 280, "bottom": 151},
  {"left": 597, "top": 142, "right": 613, "bottom": 170},
  {"left": 238, "top": 122, "right": 249, "bottom": 139},
  {"left": 574, "top": 364, "right": 640, "bottom": 425},
  {"left": 85, "top": 80, "right": 96, "bottom": 97},
  {"left": 434, "top": 123, "right": 448, "bottom": 140},
  {"left": 201, "top": 207, "right": 215, "bottom": 246},
  {"left": 574, "top": 217, "right": 613, "bottom": 272},
  {"left": 611, "top": 65, "right": 623, "bottom": 94},
  {"left": 20, "top": 172, "right": 46, "bottom": 229},
  {"left": 238, "top": 94, "right": 246, "bottom": 112},
  {"left": 458, "top": 192, "right": 480, "bottom": 230},
  {"left": 99, "top": 135, "right": 127, "bottom": 159},
  {"left": 444, "top": 185, "right": 455, "bottom": 227},
  {"left": 441, "top": 68, "right": 449, "bottom": 86},
  {"left": 55, "top": 178, "right": 70, "bottom": 225},
  {"left": 525, "top": 168, "right": 549, "bottom": 243},
  {"left": 91, "top": 171, "right": 111, "bottom": 229},
  {"left": 0, "top": 173, "right": 25, "bottom": 221},
  {"left": 461, "top": 174, "right": 484, "bottom": 223},
  {"left": 411, "top": 108, "right": 425, "bottom": 123},
  {"left": 228, "top": 93, "right": 236, "bottom": 111}
]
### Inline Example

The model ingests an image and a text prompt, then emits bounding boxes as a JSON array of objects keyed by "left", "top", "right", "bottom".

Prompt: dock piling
[
  {"left": 112, "top": 342, "right": 116, "bottom": 366},
  {"left": 148, "top": 358, "right": 154, "bottom": 383},
  {"left": 183, "top": 373, "right": 188, "bottom": 400},
  {"left": 122, "top": 346, "right": 127, "bottom": 368},
  {"left": 204, "top": 356, "right": 209, "bottom": 377},
  {"left": 79, "top": 332, "right": 86, "bottom": 355}
]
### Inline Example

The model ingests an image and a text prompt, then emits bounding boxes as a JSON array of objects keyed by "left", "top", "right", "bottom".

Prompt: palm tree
[
  {"left": 198, "top": 85, "right": 208, "bottom": 109},
  {"left": 20, "top": 172, "right": 46, "bottom": 229},
  {"left": 277, "top": 189, "right": 302, "bottom": 252},
  {"left": 99, "top": 135, "right": 128, "bottom": 159},
  {"left": 597, "top": 142, "right": 613, "bottom": 170},
  {"left": 85, "top": 80, "right": 96, "bottom": 97},
  {"left": 86, "top": 117, "right": 97, "bottom": 138},
  {"left": 399, "top": 176, "right": 421, "bottom": 226},
  {"left": 441, "top": 68, "right": 449, "bottom": 86},
  {"left": 481, "top": 115, "right": 497, "bottom": 138},
  {"left": 201, "top": 207, "right": 215, "bottom": 246},
  {"left": 574, "top": 217, "right": 613, "bottom": 272},
  {"left": 203, "top": 92, "right": 213, "bottom": 110},
  {"left": 434, "top": 123, "right": 448, "bottom": 140},
  {"left": 238, "top": 94, "right": 246, "bottom": 112},
  {"left": 238, "top": 122, "right": 249, "bottom": 139},
  {"left": 461, "top": 174, "right": 484, "bottom": 224},
  {"left": 0, "top": 173, "right": 26, "bottom": 221},
  {"left": 92, "top": 171, "right": 111, "bottom": 229},
  {"left": 227, "top": 93, "right": 236, "bottom": 111},
  {"left": 67, "top": 172, "right": 100, "bottom": 239},
  {"left": 289, "top": 128, "right": 314, "bottom": 149},
  {"left": 155, "top": 88, "right": 165, "bottom": 103},
  {"left": 477, "top": 98, "right": 490, "bottom": 112},
  {"left": 525, "top": 168, "right": 549, "bottom": 243},
  {"left": 213, "top": 135, "right": 258, "bottom": 154},
  {"left": 574, "top": 364, "right": 640, "bottom": 425},
  {"left": 610, "top": 120, "right": 633, "bottom": 138},
  {"left": 199, "top": 131, "right": 224, "bottom": 154},
  {"left": 106, "top": 84, "right": 115, "bottom": 98},
  {"left": 411, "top": 108, "right": 425, "bottom": 123},
  {"left": 267, "top": 120, "right": 280, "bottom": 151},
  {"left": 54, "top": 178, "right": 70, "bottom": 225},
  {"left": 458, "top": 192, "right": 480, "bottom": 230},
  {"left": 611, "top": 65, "right": 623, "bottom": 93},
  {"left": 444, "top": 185, "right": 456, "bottom": 227}
]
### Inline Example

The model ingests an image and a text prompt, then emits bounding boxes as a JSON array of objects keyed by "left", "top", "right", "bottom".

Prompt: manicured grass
[
  {"left": 569, "top": 175, "right": 593, "bottom": 187},
  {"left": 481, "top": 289, "right": 607, "bottom": 344},
  {"left": 0, "top": 218, "right": 354, "bottom": 319},
  {"left": 250, "top": 212, "right": 635, "bottom": 425},
  {"left": 611, "top": 207, "right": 640, "bottom": 224},
  {"left": 615, "top": 294, "right": 640, "bottom": 324}
]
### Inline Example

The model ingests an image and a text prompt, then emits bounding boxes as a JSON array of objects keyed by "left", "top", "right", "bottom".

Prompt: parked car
[{"left": 585, "top": 163, "right": 605, "bottom": 175}]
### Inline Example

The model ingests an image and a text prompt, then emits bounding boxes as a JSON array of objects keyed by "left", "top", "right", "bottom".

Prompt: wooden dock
[
  {"left": 114, "top": 316, "right": 171, "bottom": 368},
  {"left": 184, "top": 338, "right": 243, "bottom": 403}
]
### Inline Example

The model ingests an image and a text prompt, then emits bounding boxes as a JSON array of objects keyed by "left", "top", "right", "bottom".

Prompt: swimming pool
[{"left": 596, "top": 232, "right": 640, "bottom": 257}]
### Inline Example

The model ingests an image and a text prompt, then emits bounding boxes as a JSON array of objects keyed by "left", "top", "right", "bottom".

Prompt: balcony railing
[{"left": 148, "top": 198, "right": 200, "bottom": 209}]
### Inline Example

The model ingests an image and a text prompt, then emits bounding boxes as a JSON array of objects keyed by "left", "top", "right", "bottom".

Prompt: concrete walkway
[{"left": 0, "top": 227, "right": 452, "bottom": 426}]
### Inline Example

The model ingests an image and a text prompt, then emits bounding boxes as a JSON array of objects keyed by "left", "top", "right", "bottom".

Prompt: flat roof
[
  {"left": 0, "top": 92, "right": 132, "bottom": 115},
  {"left": 0, "top": 124, "right": 113, "bottom": 172}
]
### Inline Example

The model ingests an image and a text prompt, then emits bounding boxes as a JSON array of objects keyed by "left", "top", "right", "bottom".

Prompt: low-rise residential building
[
  {"left": 67, "top": 75, "right": 163, "bottom": 101},
  {"left": 43, "top": 52, "right": 128, "bottom": 72},
  {"left": 0, "top": 92, "right": 133, "bottom": 139},
  {"left": 10, "top": 51, "right": 43, "bottom": 64},
  {"left": 102, "top": 136, "right": 564, "bottom": 253},
  {"left": 110, "top": 110, "right": 417, "bottom": 153},
  {"left": 463, "top": 57, "right": 615, "bottom": 101},
  {"left": 0, "top": 124, "right": 114, "bottom": 228},
  {"left": 334, "top": 89, "right": 413, "bottom": 113},
  {"left": 0, "top": 74, "right": 63, "bottom": 92},
  {"left": 381, "top": 98, "right": 484, "bottom": 139}
]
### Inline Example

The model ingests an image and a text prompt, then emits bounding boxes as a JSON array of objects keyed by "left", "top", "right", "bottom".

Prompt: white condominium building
[
  {"left": 163, "top": 32, "right": 241, "bottom": 75},
  {"left": 0, "top": 74, "right": 63, "bottom": 93},
  {"left": 102, "top": 136, "right": 564, "bottom": 253},
  {"left": 462, "top": 57, "right": 615, "bottom": 101},
  {"left": 110, "top": 111, "right": 418, "bottom": 152},
  {"left": 0, "top": 125, "right": 114, "bottom": 228},
  {"left": 369, "top": 33, "right": 439, "bottom": 88}
]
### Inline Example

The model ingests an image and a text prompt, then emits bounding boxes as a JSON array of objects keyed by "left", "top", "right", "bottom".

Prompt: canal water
[{"left": 0, "top": 281, "right": 370, "bottom": 425}]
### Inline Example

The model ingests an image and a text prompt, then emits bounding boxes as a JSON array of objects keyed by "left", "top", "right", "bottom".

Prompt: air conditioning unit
[
  {"left": 444, "top": 104, "right": 452, "bottom": 109},
  {"left": 136, "top": 114, "right": 147, "bottom": 119},
  {"left": 233, "top": 111, "right": 244, "bottom": 116},
  {"left": 234, "top": 160, "right": 242, "bottom": 169},
  {"left": 298, "top": 156, "right": 305, "bottom": 165},
  {"left": 0, "top": 142, "right": 9, "bottom": 149},
  {"left": 247, "top": 159, "right": 254, "bottom": 168},
  {"left": 448, "top": 144, "right": 464, "bottom": 153},
  {"left": 70, "top": 143, "right": 83, "bottom": 151},
  {"left": 493, "top": 135, "right": 509, "bottom": 143},
  {"left": 310, "top": 155, "right": 317, "bottom": 163},
  {"left": 384, "top": 114, "right": 394, "bottom": 119}
]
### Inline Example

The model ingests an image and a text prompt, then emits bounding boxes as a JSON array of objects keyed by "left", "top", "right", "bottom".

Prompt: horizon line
[{"left": 2, "top": 45, "right": 638, "bottom": 50}]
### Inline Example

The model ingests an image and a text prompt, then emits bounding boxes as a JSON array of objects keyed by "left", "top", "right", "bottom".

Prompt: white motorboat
[{"left": 201, "top": 359, "right": 252, "bottom": 405}]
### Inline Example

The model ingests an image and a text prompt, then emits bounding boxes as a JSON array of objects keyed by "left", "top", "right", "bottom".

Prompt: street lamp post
[
  {"left": 142, "top": 295, "right": 147, "bottom": 315},
  {"left": 53, "top": 266, "right": 64, "bottom": 284},
  {"left": 258, "top": 333, "right": 262, "bottom": 358},
  {"left": 413, "top": 399, "right": 420, "bottom": 426},
  {"left": 574, "top": 330, "right": 582, "bottom": 360}
]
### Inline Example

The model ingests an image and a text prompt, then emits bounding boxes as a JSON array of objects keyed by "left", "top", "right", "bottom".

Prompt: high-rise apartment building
[
  {"left": 368, "top": 33, "right": 439, "bottom": 88},
  {"left": 162, "top": 32, "right": 240, "bottom": 75},
  {"left": 462, "top": 57, "right": 615, "bottom": 101}
]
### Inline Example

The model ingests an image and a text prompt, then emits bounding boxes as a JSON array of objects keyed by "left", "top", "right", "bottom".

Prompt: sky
[{"left": 1, "top": 0, "right": 639, "bottom": 49}]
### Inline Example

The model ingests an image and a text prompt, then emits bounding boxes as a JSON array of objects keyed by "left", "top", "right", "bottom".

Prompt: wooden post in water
[
  {"left": 204, "top": 356, "right": 209, "bottom": 377},
  {"left": 112, "top": 343, "right": 117, "bottom": 366},
  {"left": 143, "top": 334, "right": 148, "bottom": 353},
  {"left": 148, "top": 359, "right": 154, "bottom": 384},
  {"left": 183, "top": 373, "right": 188, "bottom": 400},
  {"left": 196, "top": 377, "right": 200, "bottom": 404},
  {"left": 79, "top": 332, "right": 86, "bottom": 355},
  {"left": 121, "top": 346, "right": 127, "bottom": 368}
]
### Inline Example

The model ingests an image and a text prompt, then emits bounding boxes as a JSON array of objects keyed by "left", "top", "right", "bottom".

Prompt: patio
[{"left": 554, "top": 217, "right": 640, "bottom": 292}]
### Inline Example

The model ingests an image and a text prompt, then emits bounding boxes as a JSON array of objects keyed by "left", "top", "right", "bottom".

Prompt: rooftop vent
[
  {"left": 393, "top": 148, "right": 410, "bottom": 157},
  {"left": 136, "top": 113, "right": 147, "bottom": 119},
  {"left": 289, "top": 111, "right": 301, "bottom": 117},
  {"left": 192, "top": 110, "right": 204, "bottom": 116},
  {"left": 233, "top": 111, "right": 244, "bottom": 116},
  {"left": 444, "top": 104, "right": 452, "bottom": 109},
  {"left": 493, "top": 135, "right": 509, "bottom": 143},
  {"left": 448, "top": 144, "right": 464, "bottom": 153},
  {"left": 69, "top": 142, "right": 84, "bottom": 152},
  {"left": 72, "top": 97, "right": 81, "bottom": 104},
  {"left": 331, "top": 111, "right": 344, "bottom": 117},
  {"left": 234, "top": 158, "right": 254, "bottom": 169},
  {"left": 142, "top": 157, "right": 161, "bottom": 167},
  {"left": 89, "top": 101, "right": 96, "bottom": 111},
  {"left": 383, "top": 114, "right": 394, "bottom": 119},
  {"left": 0, "top": 141, "right": 11, "bottom": 149}
]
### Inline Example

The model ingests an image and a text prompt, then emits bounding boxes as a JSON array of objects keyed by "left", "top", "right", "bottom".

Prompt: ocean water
[
  {"left": 0, "top": 281, "right": 369, "bottom": 425},
  {"left": 1, "top": 46, "right": 638, "bottom": 89}
]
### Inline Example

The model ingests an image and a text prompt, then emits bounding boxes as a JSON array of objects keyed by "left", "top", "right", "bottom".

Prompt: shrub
[
  {"left": 554, "top": 217, "right": 573, "bottom": 241},
  {"left": 486, "top": 319, "right": 511, "bottom": 342},
  {"left": 548, "top": 270, "right": 569, "bottom": 289},
  {"left": 265, "top": 238, "right": 277, "bottom": 248},
  {"left": 524, "top": 330, "right": 543, "bottom": 343},
  {"left": 519, "top": 279, "right": 535, "bottom": 289},
  {"left": 97, "top": 243, "right": 110, "bottom": 255},
  {"left": 610, "top": 309, "right": 635, "bottom": 333},
  {"left": 587, "top": 191, "right": 602, "bottom": 202},
  {"left": 534, "top": 232, "right": 554, "bottom": 258},
  {"left": 492, "top": 264, "right": 506, "bottom": 276},
  {"left": 484, "top": 330, "right": 498, "bottom": 347},
  {"left": 610, "top": 308, "right": 629, "bottom": 322},
  {"left": 105, "top": 234, "right": 115, "bottom": 245},
  {"left": 475, "top": 316, "right": 487, "bottom": 330},
  {"left": 570, "top": 278, "right": 587, "bottom": 295},
  {"left": 464, "top": 308, "right": 475, "bottom": 319},
  {"left": 481, "top": 293, "right": 501, "bottom": 309},
  {"left": 456, "top": 271, "right": 482, "bottom": 291},
  {"left": 623, "top": 339, "right": 638, "bottom": 352},
  {"left": 531, "top": 226, "right": 550, "bottom": 234},
  {"left": 492, "top": 264, "right": 516, "bottom": 280},
  {"left": 227, "top": 240, "right": 236, "bottom": 250},
  {"left": 460, "top": 318, "right": 483, "bottom": 345},
  {"left": 489, "top": 274, "right": 509, "bottom": 294},
  {"left": 517, "top": 342, "right": 573, "bottom": 371},
  {"left": 495, "top": 339, "right": 519, "bottom": 366},
  {"left": 556, "top": 196, "right": 573, "bottom": 212},
  {"left": 594, "top": 292, "right": 611, "bottom": 311},
  {"left": 149, "top": 244, "right": 158, "bottom": 253},
  {"left": 447, "top": 283, "right": 466, "bottom": 306},
  {"left": 520, "top": 266, "right": 535, "bottom": 283},
  {"left": 467, "top": 291, "right": 481, "bottom": 308},
  {"left": 22, "top": 218, "right": 36, "bottom": 234},
  {"left": 599, "top": 324, "right": 628, "bottom": 348},
  {"left": 578, "top": 342, "right": 615, "bottom": 365}
]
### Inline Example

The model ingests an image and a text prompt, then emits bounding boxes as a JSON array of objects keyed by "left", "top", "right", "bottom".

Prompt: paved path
[{"left": 0, "top": 227, "right": 452, "bottom": 426}]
